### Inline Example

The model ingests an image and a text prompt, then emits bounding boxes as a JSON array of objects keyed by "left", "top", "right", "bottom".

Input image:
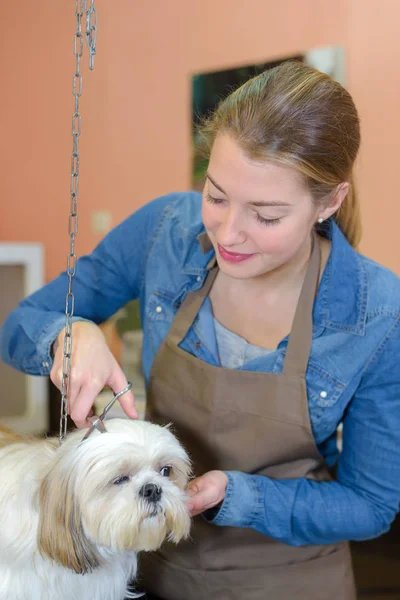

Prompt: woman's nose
[{"left": 217, "top": 210, "right": 246, "bottom": 246}]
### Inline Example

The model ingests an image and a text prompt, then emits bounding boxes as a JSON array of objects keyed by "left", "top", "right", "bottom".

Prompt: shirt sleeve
[
  {"left": 205, "top": 317, "right": 400, "bottom": 546},
  {"left": 0, "top": 194, "right": 173, "bottom": 376}
]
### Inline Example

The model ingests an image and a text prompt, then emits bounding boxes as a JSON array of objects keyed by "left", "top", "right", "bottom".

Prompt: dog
[{"left": 0, "top": 419, "right": 191, "bottom": 600}]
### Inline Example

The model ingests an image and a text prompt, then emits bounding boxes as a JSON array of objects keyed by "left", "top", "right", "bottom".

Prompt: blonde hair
[{"left": 197, "top": 61, "right": 362, "bottom": 247}]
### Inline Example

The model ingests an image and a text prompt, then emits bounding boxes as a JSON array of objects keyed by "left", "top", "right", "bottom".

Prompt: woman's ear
[{"left": 319, "top": 182, "right": 349, "bottom": 221}]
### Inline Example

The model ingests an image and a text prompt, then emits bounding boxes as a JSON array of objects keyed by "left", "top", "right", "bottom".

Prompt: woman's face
[{"left": 202, "top": 134, "right": 323, "bottom": 280}]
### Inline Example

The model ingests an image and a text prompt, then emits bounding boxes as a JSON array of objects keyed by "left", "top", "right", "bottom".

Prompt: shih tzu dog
[{"left": 0, "top": 419, "right": 191, "bottom": 600}]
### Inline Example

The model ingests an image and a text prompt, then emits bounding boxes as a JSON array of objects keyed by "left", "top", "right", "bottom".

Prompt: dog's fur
[{"left": 0, "top": 419, "right": 191, "bottom": 600}]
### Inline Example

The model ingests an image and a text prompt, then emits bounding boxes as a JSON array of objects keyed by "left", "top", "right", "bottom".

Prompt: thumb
[
  {"left": 187, "top": 488, "right": 211, "bottom": 515},
  {"left": 186, "top": 478, "right": 215, "bottom": 515},
  {"left": 186, "top": 478, "right": 204, "bottom": 496},
  {"left": 108, "top": 367, "right": 138, "bottom": 420}
]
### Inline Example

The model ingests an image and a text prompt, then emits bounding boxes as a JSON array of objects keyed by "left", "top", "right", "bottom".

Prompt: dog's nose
[{"left": 139, "top": 483, "right": 162, "bottom": 503}]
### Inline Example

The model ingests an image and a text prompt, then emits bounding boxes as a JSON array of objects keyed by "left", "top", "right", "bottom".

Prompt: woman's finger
[
  {"left": 70, "top": 379, "right": 105, "bottom": 428},
  {"left": 107, "top": 366, "right": 138, "bottom": 420}
]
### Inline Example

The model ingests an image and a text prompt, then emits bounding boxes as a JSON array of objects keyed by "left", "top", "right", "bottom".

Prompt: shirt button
[
  {"left": 197, "top": 276, "right": 202, "bottom": 282},
  {"left": 320, "top": 390, "right": 328, "bottom": 398},
  {"left": 42, "top": 361, "right": 49, "bottom": 368},
  {"left": 155, "top": 306, "right": 162, "bottom": 313}
]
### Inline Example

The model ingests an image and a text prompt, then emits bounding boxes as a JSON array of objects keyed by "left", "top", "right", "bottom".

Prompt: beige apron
[{"left": 139, "top": 233, "right": 356, "bottom": 600}]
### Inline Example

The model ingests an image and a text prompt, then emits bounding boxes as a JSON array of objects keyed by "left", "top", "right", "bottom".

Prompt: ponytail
[{"left": 333, "top": 174, "right": 362, "bottom": 248}]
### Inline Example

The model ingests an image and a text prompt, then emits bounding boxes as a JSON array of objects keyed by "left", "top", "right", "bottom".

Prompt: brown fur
[
  {"left": 0, "top": 423, "right": 100, "bottom": 574},
  {"left": 37, "top": 461, "right": 101, "bottom": 575},
  {"left": 0, "top": 423, "right": 31, "bottom": 448}
]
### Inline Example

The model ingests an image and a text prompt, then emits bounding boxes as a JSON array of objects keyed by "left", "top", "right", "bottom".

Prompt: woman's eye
[
  {"left": 255, "top": 214, "right": 282, "bottom": 227},
  {"left": 205, "top": 193, "right": 224, "bottom": 204},
  {"left": 160, "top": 466, "right": 172, "bottom": 477},
  {"left": 206, "top": 192, "right": 281, "bottom": 226},
  {"left": 113, "top": 475, "right": 131, "bottom": 486}
]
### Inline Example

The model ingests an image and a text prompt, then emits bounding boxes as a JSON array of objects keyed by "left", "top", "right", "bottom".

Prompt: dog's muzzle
[{"left": 139, "top": 483, "right": 162, "bottom": 503}]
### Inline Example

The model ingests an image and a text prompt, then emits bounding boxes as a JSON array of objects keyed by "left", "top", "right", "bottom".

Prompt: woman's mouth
[{"left": 217, "top": 243, "right": 256, "bottom": 263}]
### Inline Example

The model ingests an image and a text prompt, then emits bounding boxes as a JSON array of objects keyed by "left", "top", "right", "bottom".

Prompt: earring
[{"left": 317, "top": 218, "right": 324, "bottom": 224}]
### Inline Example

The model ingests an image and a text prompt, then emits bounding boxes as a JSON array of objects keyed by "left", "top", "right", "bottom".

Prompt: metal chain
[
  {"left": 59, "top": 0, "right": 98, "bottom": 444},
  {"left": 85, "top": 0, "right": 97, "bottom": 71}
]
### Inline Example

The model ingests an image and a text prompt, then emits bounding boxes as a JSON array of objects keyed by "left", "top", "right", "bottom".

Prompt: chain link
[
  {"left": 59, "top": 0, "right": 98, "bottom": 444},
  {"left": 85, "top": 0, "right": 97, "bottom": 70}
]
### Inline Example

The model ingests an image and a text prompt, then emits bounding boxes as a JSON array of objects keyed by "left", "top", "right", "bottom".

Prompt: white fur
[{"left": 0, "top": 419, "right": 191, "bottom": 600}]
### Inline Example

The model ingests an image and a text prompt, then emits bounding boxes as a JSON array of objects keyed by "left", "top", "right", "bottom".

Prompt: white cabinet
[{"left": 0, "top": 243, "right": 49, "bottom": 434}]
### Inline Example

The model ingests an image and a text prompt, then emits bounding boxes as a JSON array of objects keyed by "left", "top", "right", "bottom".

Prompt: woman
[{"left": 1, "top": 61, "right": 400, "bottom": 600}]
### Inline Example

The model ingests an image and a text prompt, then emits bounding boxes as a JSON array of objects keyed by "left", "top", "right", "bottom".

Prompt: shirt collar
[
  {"left": 180, "top": 231, "right": 215, "bottom": 277},
  {"left": 189, "top": 222, "right": 367, "bottom": 336},
  {"left": 314, "top": 219, "right": 367, "bottom": 335},
  {"left": 197, "top": 232, "right": 216, "bottom": 269}
]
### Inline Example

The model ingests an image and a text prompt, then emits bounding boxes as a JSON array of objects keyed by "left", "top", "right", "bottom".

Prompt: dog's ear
[{"left": 37, "top": 461, "right": 100, "bottom": 574}]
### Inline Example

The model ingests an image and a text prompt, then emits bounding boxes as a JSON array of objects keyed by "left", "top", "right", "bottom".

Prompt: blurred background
[{"left": 0, "top": 2, "right": 399, "bottom": 597}]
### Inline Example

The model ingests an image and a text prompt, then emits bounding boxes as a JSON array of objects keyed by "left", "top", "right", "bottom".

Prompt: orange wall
[
  {"left": 348, "top": 0, "right": 400, "bottom": 271},
  {"left": 1, "top": 0, "right": 398, "bottom": 281}
]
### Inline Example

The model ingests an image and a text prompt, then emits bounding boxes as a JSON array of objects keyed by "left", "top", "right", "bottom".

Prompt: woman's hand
[
  {"left": 50, "top": 321, "right": 137, "bottom": 428},
  {"left": 186, "top": 470, "right": 229, "bottom": 517}
]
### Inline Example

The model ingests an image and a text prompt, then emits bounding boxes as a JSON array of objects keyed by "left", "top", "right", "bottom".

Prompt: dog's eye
[
  {"left": 113, "top": 475, "right": 131, "bottom": 486},
  {"left": 160, "top": 466, "right": 172, "bottom": 478}
]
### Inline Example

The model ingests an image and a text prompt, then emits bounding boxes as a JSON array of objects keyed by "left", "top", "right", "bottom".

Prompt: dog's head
[{"left": 37, "top": 419, "right": 191, "bottom": 574}]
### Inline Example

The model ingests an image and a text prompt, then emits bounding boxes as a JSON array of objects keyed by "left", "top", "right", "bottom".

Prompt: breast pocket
[
  {"left": 306, "top": 364, "right": 346, "bottom": 442},
  {"left": 145, "top": 291, "right": 176, "bottom": 355}
]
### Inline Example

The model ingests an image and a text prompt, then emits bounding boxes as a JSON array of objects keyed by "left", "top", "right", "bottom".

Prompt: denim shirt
[{"left": 1, "top": 191, "right": 400, "bottom": 546}]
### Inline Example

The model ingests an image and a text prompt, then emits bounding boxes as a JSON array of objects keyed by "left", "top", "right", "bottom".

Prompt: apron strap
[
  {"left": 167, "top": 263, "right": 218, "bottom": 347},
  {"left": 282, "top": 231, "right": 321, "bottom": 377},
  {"left": 168, "top": 232, "right": 320, "bottom": 378}
]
